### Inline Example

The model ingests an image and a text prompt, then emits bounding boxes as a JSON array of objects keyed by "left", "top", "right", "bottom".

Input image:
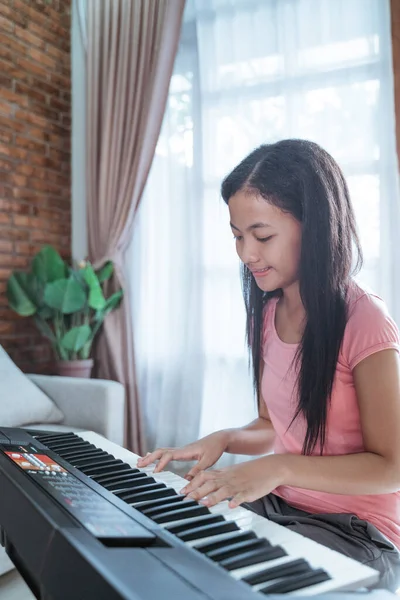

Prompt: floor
[{"left": 0, "top": 570, "right": 35, "bottom": 600}]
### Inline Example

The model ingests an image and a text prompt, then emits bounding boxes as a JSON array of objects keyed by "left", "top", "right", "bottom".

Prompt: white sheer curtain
[{"left": 130, "top": 0, "right": 400, "bottom": 463}]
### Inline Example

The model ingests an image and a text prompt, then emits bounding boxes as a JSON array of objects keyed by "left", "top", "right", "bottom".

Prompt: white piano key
[{"left": 79, "top": 432, "right": 380, "bottom": 594}]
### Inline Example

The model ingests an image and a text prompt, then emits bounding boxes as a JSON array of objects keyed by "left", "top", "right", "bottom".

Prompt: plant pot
[{"left": 55, "top": 359, "right": 94, "bottom": 378}]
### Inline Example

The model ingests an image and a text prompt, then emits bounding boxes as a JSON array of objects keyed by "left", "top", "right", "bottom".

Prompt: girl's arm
[
  {"left": 275, "top": 348, "right": 400, "bottom": 494},
  {"left": 224, "top": 360, "right": 276, "bottom": 456}
]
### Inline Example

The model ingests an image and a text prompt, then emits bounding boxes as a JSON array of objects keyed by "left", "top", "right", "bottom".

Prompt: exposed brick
[
  {"left": 14, "top": 24, "right": 45, "bottom": 49},
  {"left": 0, "top": 254, "right": 30, "bottom": 268},
  {"left": 15, "top": 242, "right": 44, "bottom": 255},
  {"left": 1, "top": 88, "right": 29, "bottom": 109},
  {"left": 0, "top": 131, "right": 13, "bottom": 144},
  {"left": 15, "top": 82, "right": 47, "bottom": 106},
  {"left": 28, "top": 46, "right": 57, "bottom": 70},
  {"left": 0, "top": 0, "right": 71, "bottom": 372},
  {"left": 0, "top": 100, "right": 13, "bottom": 117},
  {"left": 0, "top": 227, "right": 30, "bottom": 241},
  {"left": 0, "top": 14, "right": 14, "bottom": 34},
  {"left": 0, "top": 241, "right": 13, "bottom": 254}
]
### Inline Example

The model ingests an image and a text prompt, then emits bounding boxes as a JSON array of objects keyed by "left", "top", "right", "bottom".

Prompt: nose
[{"left": 238, "top": 239, "right": 261, "bottom": 266}]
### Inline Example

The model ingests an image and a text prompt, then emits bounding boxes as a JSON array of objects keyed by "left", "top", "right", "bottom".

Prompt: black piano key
[
  {"left": 259, "top": 568, "right": 330, "bottom": 594},
  {"left": 90, "top": 468, "right": 138, "bottom": 484},
  {"left": 45, "top": 440, "right": 90, "bottom": 452},
  {"left": 207, "top": 538, "right": 270, "bottom": 562},
  {"left": 220, "top": 545, "right": 286, "bottom": 571},
  {"left": 166, "top": 514, "right": 224, "bottom": 535},
  {"left": 103, "top": 473, "right": 150, "bottom": 490},
  {"left": 36, "top": 433, "right": 79, "bottom": 443},
  {"left": 243, "top": 558, "right": 311, "bottom": 586},
  {"left": 125, "top": 487, "right": 177, "bottom": 504},
  {"left": 117, "top": 483, "right": 165, "bottom": 500},
  {"left": 70, "top": 456, "right": 118, "bottom": 469},
  {"left": 154, "top": 505, "right": 210, "bottom": 524},
  {"left": 111, "top": 479, "right": 159, "bottom": 495},
  {"left": 150, "top": 505, "right": 211, "bottom": 524},
  {"left": 177, "top": 520, "right": 239, "bottom": 542},
  {"left": 60, "top": 448, "right": 106, "bottom": 461},
  {"left": 134, "top": 495, "right": 186, "bottom": 512},
  {"left": 194, "top": 530, "right": 257, "bottom": 554},
  {"left": 80, "top": 461, "right": 127, "bottom": 477},
  {"left": 143, "top": 499, "right": 199, "bottom": 518},
  {"left": 92, "top": 469, "right": 142, "bottom": 485}
]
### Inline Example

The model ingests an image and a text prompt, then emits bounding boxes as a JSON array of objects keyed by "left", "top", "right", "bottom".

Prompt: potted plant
[{"left": 6, "top": 245, "right": 123, "bottom": 378}]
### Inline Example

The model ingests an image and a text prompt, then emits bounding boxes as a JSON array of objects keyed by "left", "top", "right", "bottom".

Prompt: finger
[
  {"left": 137, "top": 449, "right": 165, "bottom": 467},
  {"left": 180, "top": 470, "right": 209, "bottom": 494},
  {"left": 185, "top": 457, "right": 210, "bottom": 480},
  {"left": 201, "top": 485, "right": 231, "bottom": 507},
  {"left": 153, "top": 451, "right": 174, "bottom": 473},
  {"left": 153, "top": 446, "right": 199, "bottom": 473},
  {"left": 186, "top": 480, "right": 218, "bottom": 502},
  {"left": 228, "top": 492, "right": 247, "bottom": 509}
]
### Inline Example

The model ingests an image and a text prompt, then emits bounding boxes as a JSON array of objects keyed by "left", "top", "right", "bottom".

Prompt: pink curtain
[{"left": 86, "top": 0, "right": 185, "bottom": 452}]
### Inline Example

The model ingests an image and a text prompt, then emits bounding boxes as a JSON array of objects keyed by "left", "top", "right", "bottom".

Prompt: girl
[{"left": 138, "top": 139, "right": 400, "bottom": 590}]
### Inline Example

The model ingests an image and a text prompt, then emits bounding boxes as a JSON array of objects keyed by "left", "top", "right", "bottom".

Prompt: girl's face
[{"left": 228, "top": 190, "right": 302, "bottom": 293}]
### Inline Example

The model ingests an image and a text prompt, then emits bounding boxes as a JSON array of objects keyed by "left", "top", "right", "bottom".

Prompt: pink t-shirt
[{"left": 262, "top": 280, "right": 400, "bottom": 548}]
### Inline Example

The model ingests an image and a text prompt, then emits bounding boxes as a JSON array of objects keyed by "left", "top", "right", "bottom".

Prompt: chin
[{"left": 253, "top": 277, "right": 280, "bottom": 293}]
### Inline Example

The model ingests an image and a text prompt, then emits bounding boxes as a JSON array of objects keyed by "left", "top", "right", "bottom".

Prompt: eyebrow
[{"left": 230, "top": 222, "right": 271, "bottom": 232}]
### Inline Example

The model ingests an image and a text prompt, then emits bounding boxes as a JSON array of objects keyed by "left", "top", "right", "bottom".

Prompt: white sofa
[{"left": 0, "top": 347, "right": 125, "bottom": 597}]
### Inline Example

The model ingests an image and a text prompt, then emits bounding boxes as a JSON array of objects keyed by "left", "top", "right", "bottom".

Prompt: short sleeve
[{"left": 342, "top": 292, "right": 400, "bottom": 371}]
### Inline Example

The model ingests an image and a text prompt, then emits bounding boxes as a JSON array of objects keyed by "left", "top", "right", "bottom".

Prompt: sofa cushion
[
  {"left": 22, "top": 424, "right": 87, "bottom": 434},
  {"left": 0, "top": 346, "right": 63, "bottom": 427}
]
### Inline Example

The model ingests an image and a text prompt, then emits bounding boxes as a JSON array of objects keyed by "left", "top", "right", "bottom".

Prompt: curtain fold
[{"left": 86, "top": 0, "right": 185, "bottom": 453}]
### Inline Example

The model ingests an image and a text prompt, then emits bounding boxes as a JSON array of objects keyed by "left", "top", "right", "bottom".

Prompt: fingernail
[{"left": 180, "top": 487, "right": 187, "bottom": 494}]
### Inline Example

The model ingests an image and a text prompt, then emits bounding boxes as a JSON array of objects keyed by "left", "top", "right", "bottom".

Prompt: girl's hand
[
  {"left": 180, "top": 455, "right": 284, "bottom": 508},
  {"left": 136, "top": 431, "right": 231, "bottom": 478}
]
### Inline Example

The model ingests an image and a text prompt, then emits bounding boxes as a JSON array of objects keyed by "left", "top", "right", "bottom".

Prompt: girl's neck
[{"left": 279, "top": 281, "right": 303, "bottom": 316}]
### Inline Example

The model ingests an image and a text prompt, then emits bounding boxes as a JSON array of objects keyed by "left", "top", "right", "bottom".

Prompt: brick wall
[{"left": 0, "top": 0, "right": 71, "bottom": 373}]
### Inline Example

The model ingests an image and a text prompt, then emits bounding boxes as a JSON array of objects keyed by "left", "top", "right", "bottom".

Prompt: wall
[{"left": 0, "top": 0, "right": 71, "bottom": 373}]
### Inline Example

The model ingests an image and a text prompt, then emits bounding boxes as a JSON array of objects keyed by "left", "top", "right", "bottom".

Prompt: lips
[{"left": 249, "top": 267, "right": 270, "bottom": 274}]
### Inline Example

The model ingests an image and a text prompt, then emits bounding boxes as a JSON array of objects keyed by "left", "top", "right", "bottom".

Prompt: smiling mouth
[{"left": 251, "top": 267, "right": 272, "bottom": 277}]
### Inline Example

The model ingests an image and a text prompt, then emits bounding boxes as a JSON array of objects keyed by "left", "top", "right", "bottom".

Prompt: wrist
[
  {"left": 219, "top": 428, "right": 236, "bottom": 453},
  {"left": 268, "top": 453, "right": 291, "bottom": 487}
]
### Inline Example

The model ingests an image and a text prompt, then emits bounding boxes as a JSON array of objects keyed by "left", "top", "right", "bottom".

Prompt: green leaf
[
  {"left": 94, "top": 290, "right": 123, "bottom": 321},
  {"left": 37, "top": 305, "right": 54, "bottom": 320},
  {"left": 34, "top": 317, "right": 57, "bottom": 345},
  {"left": 96, "top": 261, "right": 114, "bottom": 283},
  {"left": 7, "top": 272, "right": 37, "bottom": 316},
  {"left": 44, "top": 277, "right": 86, "bottom": 314},
  {"left": 81, "top": 263, "right": 106, "bottom": 310},
  {"left": 32, "top": 245, "right": 66, "bottom": 283},
  {"left": 61, "top": 325, "right": 91, "bottom": 352},
  {"left": 78, "top": 340, "right": 93, "bottom": 359}
]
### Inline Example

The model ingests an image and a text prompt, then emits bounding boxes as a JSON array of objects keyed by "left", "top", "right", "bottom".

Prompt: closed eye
[{"left": 256, "top": 235, "right": 273, "bottom": 243}]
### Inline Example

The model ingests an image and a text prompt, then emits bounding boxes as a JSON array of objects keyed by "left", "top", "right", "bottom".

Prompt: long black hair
[{"left": 221, "top": 139, "right": 363, "bottom": 455}]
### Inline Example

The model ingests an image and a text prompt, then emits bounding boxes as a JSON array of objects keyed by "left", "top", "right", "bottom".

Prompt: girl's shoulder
[{"left": 342, "top": 279, "right": 400, "bottom": 369}]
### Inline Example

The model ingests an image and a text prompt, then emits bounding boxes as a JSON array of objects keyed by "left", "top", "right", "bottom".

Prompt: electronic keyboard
[{"left": 0, "top": 427, "right": 383, "bottom": 599}]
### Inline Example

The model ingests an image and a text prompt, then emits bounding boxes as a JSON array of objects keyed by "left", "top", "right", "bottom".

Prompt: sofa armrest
[{"left": 27, "top": 375, "right": 125, "bottom": 446}]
